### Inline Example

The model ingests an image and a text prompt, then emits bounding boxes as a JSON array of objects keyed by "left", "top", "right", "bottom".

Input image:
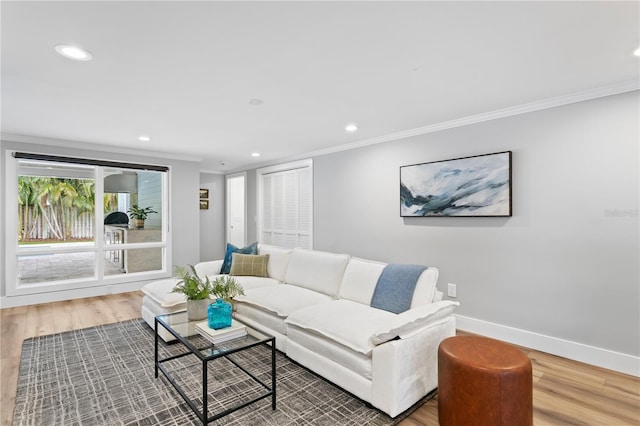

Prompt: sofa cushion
[
  {"left": 412, "top": 268, "right": 439, "bottom": 307},
  {"left": 141, "top": 278, "right": 184, "bottom": 307},
  {"left": 258, "top": 244, "right": 292, "bottom": 282},
  {"left": 339, "top": 258, "right": 439, "bottom": 308},
  {"left": 142, "top": 293, "right": 186, "bottom": 314},
  {"left": 287, "top": 324, "right": 373, "bottom": 380},
  {"left": 285, "top": 300, "right": 395, "bottom": 355},
  {"left": 194, "top": 260, "right": 223, "bottom": 278},
  {"left": 284, "top": 248, "right": 350, "bottom": 298},
  {"left": 230, "top": 253, "right": 269, "bottom": 277},
  {"left": 339, "top": 258, "right": 386, "bottom": 305},
  {"left": 370, "top": 300, "right": 460, "bottom": 345},
  {"left": 235, "top": 302, "right": 289, "bottom": 335},
  {"left": 235, "top": 284, "right": 333, "bottom": 317},
  {"left": 210, "top": 275, "right": 280, "bottom": 292},
  {"left": 221, "top": 242, "right": 258, "bottom": 274}
]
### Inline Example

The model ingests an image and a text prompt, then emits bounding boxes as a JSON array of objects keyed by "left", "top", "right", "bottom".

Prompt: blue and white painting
[{"left": 400, "top": 151, "right": 512, "bottom": 217}]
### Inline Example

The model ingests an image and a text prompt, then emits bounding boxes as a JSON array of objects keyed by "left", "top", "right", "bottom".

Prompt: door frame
[{"left": 225, "top": 172, "right": 247, "bottom": 247}]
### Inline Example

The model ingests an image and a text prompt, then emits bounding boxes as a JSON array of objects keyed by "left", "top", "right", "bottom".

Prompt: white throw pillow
[{"left": 369, "top": 300, "right": 459, "bottom": 346}]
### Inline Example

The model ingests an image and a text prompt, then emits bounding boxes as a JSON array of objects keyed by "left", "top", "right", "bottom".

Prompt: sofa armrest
[
  {"left": 194, "top": 259, "right": 223, "bottom": 278},
  {"left": 370, "top": 300, "right": 459, "bottom": 346},
  {"left": 372, "top": 315, "right": 456, "bottom": 417}
]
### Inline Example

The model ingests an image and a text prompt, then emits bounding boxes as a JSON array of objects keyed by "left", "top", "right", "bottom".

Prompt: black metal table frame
[{"left": 154, "top": 316, "right": 276, "bottom": 425}]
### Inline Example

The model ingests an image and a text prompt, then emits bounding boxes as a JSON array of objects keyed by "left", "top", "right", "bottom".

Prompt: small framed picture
[
  {"left": 199, "top": 188, "right": 209, "bottom": 199},
  {"left": 200, "top": 200, "right": 209, "bottom": 210}
]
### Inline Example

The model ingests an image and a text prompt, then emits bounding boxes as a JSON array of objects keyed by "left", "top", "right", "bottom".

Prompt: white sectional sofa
[{"left": 141, "top": 244, "right": 458, "bottom": 417}]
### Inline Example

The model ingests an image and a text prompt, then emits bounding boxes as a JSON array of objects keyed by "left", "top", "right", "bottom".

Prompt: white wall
[
  {"left": 0, "top": 140, "right": 201, "bottom": 305},
  {"left": 136, "top": 171, "right": 162, "bottom": 228},
  {"left": 246, "top": 169, "right": 258, "bottom": 244},
  {"left": 312, "top": 91, "right": 639, "bottom": 372},
  {"left": 244, "top": 91, "right": 639, "bottom": 374},
  {"left": 199, "top": 173, "right": 225, "bottom": 262}
]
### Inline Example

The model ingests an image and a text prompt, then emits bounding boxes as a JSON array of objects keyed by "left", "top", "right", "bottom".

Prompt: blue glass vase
[{"left": 207, "top": 298, "right": 232, "bottom": 329}]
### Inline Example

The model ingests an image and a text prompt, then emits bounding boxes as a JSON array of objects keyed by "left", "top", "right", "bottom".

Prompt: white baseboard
[
  {"left": 455, "top": 314, "right": 640, "bottom": 378},
  {"left": 0, "top": 281, "right": 147, "bottom": 309}
]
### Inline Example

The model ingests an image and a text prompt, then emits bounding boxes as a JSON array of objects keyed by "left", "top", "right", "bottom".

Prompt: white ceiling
[{"left": 2, "top": 1, "right": 638, "bottom": 173}]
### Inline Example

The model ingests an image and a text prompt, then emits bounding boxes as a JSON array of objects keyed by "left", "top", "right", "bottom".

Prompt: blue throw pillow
[{"left": 220, "top": 242, "right": 258, "bottom": 274}]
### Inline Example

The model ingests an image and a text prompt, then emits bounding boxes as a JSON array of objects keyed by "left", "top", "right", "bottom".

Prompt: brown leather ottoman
[{"left": 438, "top": 335, "right": 533, "bottom": 426}]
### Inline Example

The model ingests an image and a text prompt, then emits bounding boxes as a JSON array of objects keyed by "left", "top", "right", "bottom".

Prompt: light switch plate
[{"left": 447, "top": 283, "right": 457, "bottom": 298}]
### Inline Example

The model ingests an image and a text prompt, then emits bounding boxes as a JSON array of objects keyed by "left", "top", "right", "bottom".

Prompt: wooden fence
[{"left": 18, "top": 206, "right": 95, "bottom": 241}]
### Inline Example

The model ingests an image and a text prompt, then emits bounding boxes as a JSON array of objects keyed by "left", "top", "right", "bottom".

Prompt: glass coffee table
[{"left": 154, "top": 313, "right": 276, "bottom": 425}]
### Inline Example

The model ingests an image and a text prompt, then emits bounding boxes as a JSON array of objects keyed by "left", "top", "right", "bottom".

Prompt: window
[
  {"left": 257, "top": 159, "right": 312, "bottom": 249},
  {"left": 5, "top": 152, "right": 170, "bottom": 296}
]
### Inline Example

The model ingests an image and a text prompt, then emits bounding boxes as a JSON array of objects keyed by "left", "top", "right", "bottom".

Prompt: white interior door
[{"left": 226, "top": 173, "right": 246, "bottom": 247}]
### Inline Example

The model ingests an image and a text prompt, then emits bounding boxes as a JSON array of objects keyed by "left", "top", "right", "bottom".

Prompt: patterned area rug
[{"left": 13, "top": 319, "right": 434, "bottom": 425}]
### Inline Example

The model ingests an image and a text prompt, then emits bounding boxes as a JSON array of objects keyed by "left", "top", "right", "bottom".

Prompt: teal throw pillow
[{"left": 221, "top": 242, "right": 258, "bottom": 274}]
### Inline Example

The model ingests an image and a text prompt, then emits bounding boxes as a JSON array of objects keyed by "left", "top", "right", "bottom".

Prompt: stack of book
[{"left": 195, "top": 321, "right": 247, "bottom": 344}]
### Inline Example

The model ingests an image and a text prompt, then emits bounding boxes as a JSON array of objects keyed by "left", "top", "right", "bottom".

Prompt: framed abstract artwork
[{"left": 400, "top": 151, "right": 512, "bottom": 217}]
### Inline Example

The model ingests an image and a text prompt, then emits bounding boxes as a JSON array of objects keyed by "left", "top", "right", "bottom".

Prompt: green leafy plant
[
  {"left": 171, "top": 265, "right": 212, "bottom": 300},
  {"left": 211, "top": 276, "right": 245, "bottom": 302},
  {"left": 127, "top": 204, "right": 157, "bottom": 220}
]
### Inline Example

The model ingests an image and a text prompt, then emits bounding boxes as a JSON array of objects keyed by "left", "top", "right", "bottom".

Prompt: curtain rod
[{"left": 13, "top": 152, "right": 169, "bottom": 172}]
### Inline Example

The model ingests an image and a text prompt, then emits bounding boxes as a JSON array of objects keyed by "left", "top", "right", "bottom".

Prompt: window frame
[{"left": 4, "top": 152, "right": 172, "bottom": 296}]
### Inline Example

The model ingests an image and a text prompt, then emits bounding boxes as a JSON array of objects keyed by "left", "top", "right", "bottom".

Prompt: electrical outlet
[{"left": 447, "top": 283, "right": 457, "bottom": 298}]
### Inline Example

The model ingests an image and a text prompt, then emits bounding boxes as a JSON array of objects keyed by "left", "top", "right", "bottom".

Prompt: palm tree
[
  {"left": 18, "top": 176, "right": 97, "bottom": 241},
  {"left": 18, "top": 176, "right": 40, "bottom": 241}
]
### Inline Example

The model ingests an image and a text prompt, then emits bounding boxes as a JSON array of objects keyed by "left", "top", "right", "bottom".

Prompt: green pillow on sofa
[{"left": 230, "top": 253, "right": 270, "bottom": 277}]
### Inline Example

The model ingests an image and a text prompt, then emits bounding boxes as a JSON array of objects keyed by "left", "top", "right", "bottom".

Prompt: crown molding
[
  {"left": 0, "top": 133, "right": 202, "bottom": 163},
  {"left": 199, "top": 168, "right": 225, "bottom": 175},
  {"left": 5, "top": 79, "right": 638, "bottom": 176},
  {"left": 224, "top": 79, "right": 639, "bottom": 175},
  {"left": 306, "top": 79, "right": 640, "bottom": 159}
]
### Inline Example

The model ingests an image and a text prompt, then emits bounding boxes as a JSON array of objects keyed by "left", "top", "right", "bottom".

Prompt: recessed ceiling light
[
  {"left": 55, "top": 44, "right": 93, "bottom": 61},
  {"left": 249, "top": 99, "right": 264, "bottom": 106},
  {"left": 251, "top": 152, "right": 261, "bottom": 157},
  {"left": 138, "top": 136, "right": 151, "bottom": 142},
  {"left": 345, "top": 123, "right": 358, "bottom": 133},
  {"left": 634, "top": 47, "right": 640, "bottom": 57}
]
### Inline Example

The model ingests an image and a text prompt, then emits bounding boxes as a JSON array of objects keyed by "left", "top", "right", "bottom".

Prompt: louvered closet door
[
  {"left": 260, "top": 165, "right": 312, "bottom": 249},
  {"left": 261, "top": 173, "right": 274, "bottom": 245},
  {"left": 296, "top": 167, "right": 312, "bottom": 248}
]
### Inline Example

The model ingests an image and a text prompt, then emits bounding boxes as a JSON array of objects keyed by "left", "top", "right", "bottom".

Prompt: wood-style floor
[{"left": 1, "top": 292, "right": 638, "bottom": 425}]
